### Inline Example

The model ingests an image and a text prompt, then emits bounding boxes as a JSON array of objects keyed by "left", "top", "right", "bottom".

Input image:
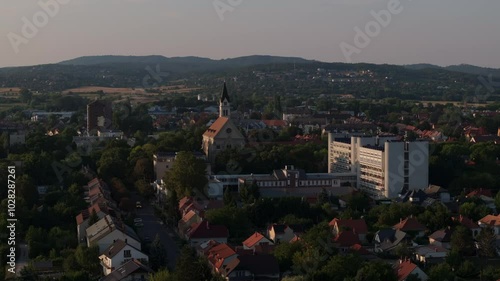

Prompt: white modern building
[{"left": 328, "top": 135, "right": 429, "bottom": 199}]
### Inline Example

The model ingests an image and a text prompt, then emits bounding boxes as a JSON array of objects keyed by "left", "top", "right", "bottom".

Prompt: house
[
  {"left": 178, "top": 210, "right": 202, "bottom": 237},
  {"left": 99, "top": 240, "right": 148, "bottom": 276},
  {"left": 428, "top": 228, "right": 453, "bottom": 249},
  {"left": 453, "top": 215, "right": 481, "bottom": 238},
  {"left": 478, "top": 214, "right": 500, "bottom": 235},
  {"left": 242, "top": 232, "right": 274, "bottom": 250},
  {"left": 76, "top": 202, "right": 117, "bottom": 244},
  {"left": 424, "top": 185, "right": 451, "bottom": 203},
  {"left": 466, "top": 188, "right": 494, "bottom": 199},
  {"left": 185, "top": 221, "right": 229, "bottom": 246},
  {"left": 329, "top": 218, "right": 368, "bottom": 243},
  {"left": 333, "top": 230, "right": 361, "bottom": 250},
  {"left": 374, "top": 229, "right": 409, "bottom": 253},
  {"left": 206, "top": 243, "right": 238, "bottom": 273},
  {"left": 393, "top": 217, "right": 427, "bottom": 237},
  {"left": 218, "top": 254, "right": 280, "bottom": 281},
  {"left": 414, "top": 245, "right": 448, "bottom": 264},
  {"left": 86, "top": 215, "right": 141, "bottom": 253},
  {"left": 400, "top": 189, "right": 428, "bottom": 204},
  {"left": 267, "top": 224, "right": 297, "bottom": 243},
  {"left": 101, "top": 259, "right": 153, "bottom": 281},
  {"left": 395, "top": 259, "right": 428, "bottom": 281}
]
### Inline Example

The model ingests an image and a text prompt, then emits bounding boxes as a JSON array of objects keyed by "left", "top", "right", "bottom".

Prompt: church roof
[
  {"left": 203, "top": 117, "right": 229, "bottom": 138},
  {"left": 220, "top": 82, "right": 230, "bottom": 103}
]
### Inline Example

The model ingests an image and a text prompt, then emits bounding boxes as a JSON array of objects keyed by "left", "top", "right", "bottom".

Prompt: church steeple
[{"left": 219, "top": 82, "right": 231, "bottom": 118}]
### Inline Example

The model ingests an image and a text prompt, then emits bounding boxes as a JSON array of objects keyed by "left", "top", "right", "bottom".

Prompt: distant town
[{"left": 1, "top": 57, "right": 500, "bottom": 281}]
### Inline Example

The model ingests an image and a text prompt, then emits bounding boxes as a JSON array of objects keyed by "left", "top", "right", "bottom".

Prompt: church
[{"left": 202, "top": 83, "right": 245, "bottom": 163}]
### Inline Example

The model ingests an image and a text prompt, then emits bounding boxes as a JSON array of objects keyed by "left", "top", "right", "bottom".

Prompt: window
[
  {"left": 216, "top": 145, "right": 221, "bottom": 149},
  {"left": 124, "top": 250, "right": 131, "bottom": 258}
]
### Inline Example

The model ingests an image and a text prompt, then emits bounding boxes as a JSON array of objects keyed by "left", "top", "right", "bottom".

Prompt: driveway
[{"left": 134, "top": 196, "right": 180, "bottom": 270}]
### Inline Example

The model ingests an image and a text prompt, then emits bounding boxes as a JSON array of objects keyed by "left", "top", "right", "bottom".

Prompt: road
[
  {"left": 134, "top": 196, "right": 180, "bottom": 270},
  {"left": 15, "top": 243, "right": 29, "bottom": 276}
]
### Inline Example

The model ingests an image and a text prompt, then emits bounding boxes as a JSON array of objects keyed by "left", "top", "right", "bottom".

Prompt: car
[
  {"left": 134, "top": 222, "right": 144, "bottom": 227},
  {"left": 133, "top": 218, "right": 142, "bottom": 223},
  {"left": 136, "top": 201, "right": 142, "bottom": 208}
]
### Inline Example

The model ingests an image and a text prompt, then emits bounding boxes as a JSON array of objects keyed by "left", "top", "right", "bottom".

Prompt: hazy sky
[{"left": 1, "top": 0, "right": 499, "bottom": 68}]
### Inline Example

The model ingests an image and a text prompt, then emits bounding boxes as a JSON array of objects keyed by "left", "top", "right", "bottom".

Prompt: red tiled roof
[
  {"left": 178, "top": 196, "right": 193, "bottom": 210},
  {"left": 262, "top": 120, "right": 288, "bottom": 127},
  {"left": 333, "top": 230, "right": 361, "bottom": 247},
  {"left": 187, "top": 221, "right": 229, "bottom": 239},
  {"left": 329, "top": 218, "right": 368, "bottom": 234},
  {"left": 479, "top": 214, "right": 500, "bottom": 226},
  {"left": 203, "top": 117, "right": 229, "bottom": 138},
  {"left": 466, "top": 188, "right": 493, "bottom": 198},
  {"left": 350, "top": 244, "right": 370, "bottom": 255},
  {"left": 395, "top": 260, "right": 417, "bottom": 281},
  {"left": 453, "top": 215, "right": 480, "bottom": 229},
  {"left": 393, "top": 217, "right": 426, "bottom": 232},
  {"left": 76, "top": 202, "right": 111, "bottom": 225},
  {"left": 243, "top": 232, "right": 268, "bottom": 248}
]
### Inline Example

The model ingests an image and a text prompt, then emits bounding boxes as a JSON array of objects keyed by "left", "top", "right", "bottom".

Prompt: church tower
[{"left": 219, "top": 82, "right": 231, "bottom": 118}]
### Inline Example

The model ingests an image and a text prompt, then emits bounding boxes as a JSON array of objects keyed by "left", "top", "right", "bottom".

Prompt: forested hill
[{"left": 0, "top": 55, "right": 499, "bottom": 101}]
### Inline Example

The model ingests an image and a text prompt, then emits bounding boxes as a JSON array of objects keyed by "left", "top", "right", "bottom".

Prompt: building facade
[
  {"left": 202, "top": 83, "right": 245, "bottom": 163},
  {"left": 328, "top": 135, "right": 429, "bottom": 199},
  {"left": 87, "top": 99, "right": 113, "bottom": 134}
]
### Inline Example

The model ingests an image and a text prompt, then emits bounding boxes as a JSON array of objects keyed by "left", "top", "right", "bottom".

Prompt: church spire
[
  {"left": 219, "top": 82, "right": 231, "bottom": 118},
  {"left": 220, "top": 82, "right": 230, "bottom": 103}
]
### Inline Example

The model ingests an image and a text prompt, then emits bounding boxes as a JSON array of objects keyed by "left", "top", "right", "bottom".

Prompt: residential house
[
  {"left": 242, "top": 232, "right": 273, "bottom": 250},
  {"left": 393, "top": 217, "right": 427, "bottom": 237},
  {"left": 414, "top": 245, "right": 448, "bottom": 264},
  {"left": 428, "top": 228, "right": 453, "bottom": 249},
  {"left": 206, "top": 243, "right": 238, "bottom": 274},
  {"left": 453, "top": 215, "right": 481, "bottom": 238},
  {"left": 185, "top": 221, "right": 229, "bottom": 246},
  {"left": 424, "top": 185, "right": 451, "bottom": 203},
  {"left": 466, "top": 188, "right": 493, "bottom": 199},
  {"left": 76, "top": 202, "right": 117, "bottom": 244},
  {"left": 86, "top": 215, "right": 141, "bottom": 253},
  {"left": 329, "top": 218, "right": 368, "bottom": 243},
  {"left": 267, "top": 224, "right": 299, "bottom": 244},
  {"left": 374, "top": 229, "right": 409, "bottom": 253},
  {"left": 333, "top": 230, "right": 361, "bottom": 250},
  {"left": 99, "top": 240, "right": 148, "bottom": 276},
  {"left": 218, "top": 254, "right": 280, "bottom": 281},
  {"left": 101, "top": 259, "right": 153, "bottom": 281},
  {"left": 394, "top": 259, "right": 428, "bottom": 281},
  {"left": 178, "top": 210, "right": 203, "bottom": 237},
  {"left": 478, "top": 214, "right": 500, "bottom": 235}
]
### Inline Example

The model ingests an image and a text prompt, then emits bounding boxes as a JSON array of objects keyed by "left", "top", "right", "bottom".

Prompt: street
[{"left": 134, "top": 196, "right": 180, "bottom": 270}]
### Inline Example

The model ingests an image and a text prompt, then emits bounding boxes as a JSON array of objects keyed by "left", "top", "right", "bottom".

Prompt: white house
[
  {"left": 99, "top": 240, "right": 149, "bottom": 276},
  {"left": 86, "top": 215, "right": 141, "bottom": 253}
]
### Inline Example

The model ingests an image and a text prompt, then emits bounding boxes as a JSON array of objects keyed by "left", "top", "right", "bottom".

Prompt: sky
[{"left": 0, "top": 0, "right": 499, "bottom": 68}]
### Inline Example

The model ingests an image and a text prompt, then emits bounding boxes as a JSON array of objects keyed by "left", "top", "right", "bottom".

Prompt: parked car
[
  {"left": 136, "top": 201, "right": 142, "bottom": 208},
  {"left": 134, "top": 218, "right": 143, "bottom": 223},
  {"left": 134, "top": 222, "right": 144, "bottom": 227}
]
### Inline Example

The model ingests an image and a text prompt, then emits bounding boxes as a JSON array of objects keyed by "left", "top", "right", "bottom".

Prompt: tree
[
  {"left": 133, "top": 158, "right": 153, "bottom": 182},
  {"left": 495, "top": 190, "right": 500, "bottom": 211},
  {"left": 445, "top": 249, "right": 463, "bottom": 271},
  {"left": 456, "top": 260, "right": 479, "bottom": 279},
  {"left": 316, "top": 254, "right": 363, "bottom": 281},
  {"left": 88, "top": 208, "right": 99, "bottom": 226},
  {"left": 149, "top": 234, "right": 168, "bottom": 271},
  {"left": 450, "top": 225, "right": 475, "bottom": 256},
  {"left": 163, "top": 151, "right": 207, "bottom": 196},
  {"left": 174, "top": 246, "right": 213, "bottom": 281},
  {"left": 135, "top": 179, "right": 154, "bottom": 199},
  {"left": 149, "top": 269, "right": 173, "bottom": 281},
  {"left": 240, "top": 181, "right": 260, "bottom": 204},
  {"left": 223, "top": 187, "right": 236, "bottom": 207},
  {"left": 476, "top": 226, "right": 497, "bottom": 257},
  {"left": 273, "top": 241, "right": 304, "bottom": 271},
  {"left": 354, "top": 260, "right": 397, "bottom": 281},
  {"left": 428, "top": 263, "right": 455, "bottom": 281},
  {"left": 481, "top": 265, "right": 500, "bottom": 281},
  {"left": 74, "top": 245, "right": 100, "bottom": 276},
  {"left": 205, "top": 206, "right": 252, "bottom": 243},
  {"left": 165, "top": 190, "right": 181, "bottom": 226}
]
